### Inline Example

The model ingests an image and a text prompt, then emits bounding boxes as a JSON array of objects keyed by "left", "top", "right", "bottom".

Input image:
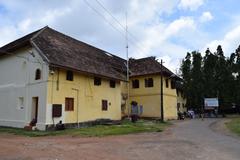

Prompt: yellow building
[
  {"left": 176, "top": 82, "right": 187, "bottom": 113},
  {"left": 0, "top": 27, "right": 126, "bottom": 130},
  {"left": 121, "top": 57, "right": 181, "bottom": 120},
  {"left": 46, "top": 69, "right": 123, "bottom": 128},
  {"left": 0, "top": 26, "right": 184, "bottom": 130}
]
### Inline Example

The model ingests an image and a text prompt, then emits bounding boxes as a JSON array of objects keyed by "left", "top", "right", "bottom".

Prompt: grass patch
[
  {"left": 0, "top": 120, "right": 171, "bottom": 137},
  {"left": 226, "top": 117, "right": 240, "bottom": 136}
]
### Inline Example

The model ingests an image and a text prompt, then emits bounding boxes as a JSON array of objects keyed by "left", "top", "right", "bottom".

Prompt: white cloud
[
  {"left": 0, "top": 26, "right": 18, "bottom": 46},
  {"left": 204, "top": 25, "right": 240, "bottom": 55},
  {"left": 0, "top": 0, "right": 206, "bottom": 72},
  {"left": 165, "top": 17, "right": 196, "bottom": 37},
  {"left": 178, "top": 0, "right": 204, "bottom": 11},
  {"left": 131, "top": 16, "right": 195, "bottom": 57},
  {"left": 199, "top": 11, "right": 213, "bottom": 23},
  {"left": 157, "top": 55, "right": 182, "bottom": 74},
  {"left": 18, "top": 19, "right": 32, "bottom": 32}
]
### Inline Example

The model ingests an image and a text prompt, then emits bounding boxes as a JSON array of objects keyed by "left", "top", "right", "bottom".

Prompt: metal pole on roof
[
  {"left": 126, "top": 12, "right": 130, "bottom": 118},
  {"left": 160, "top": 59, "right": 164, "bottom": 122}
]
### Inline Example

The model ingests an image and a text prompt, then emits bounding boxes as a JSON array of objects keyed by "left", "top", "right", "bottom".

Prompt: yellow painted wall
[
  {"left": 47, "top": 69, "right": 121, "bottom": 124},
  {"left": 122, "top": 75, "right": 178, "bottom": 120},
  {"left": 177, "top": 90, "right": 187, "bottom": 113},
  {"left": 120, "top": 81, "right": 128, "bottom": 115}
]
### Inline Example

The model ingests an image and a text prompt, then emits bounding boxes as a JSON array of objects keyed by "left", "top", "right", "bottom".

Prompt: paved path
[
  {"left": 0, "top": 119, "right": 240, "bottom": 160},
  {"left": 170, "top": 119, "right": 240, "bottom": 160}
]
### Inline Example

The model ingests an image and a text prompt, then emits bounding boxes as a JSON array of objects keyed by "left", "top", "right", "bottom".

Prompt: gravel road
[{"left": 0, "top": 118, "right": 239, "bottom": 160}]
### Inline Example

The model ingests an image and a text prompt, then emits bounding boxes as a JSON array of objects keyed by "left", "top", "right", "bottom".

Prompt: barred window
[
  {"left": 145, "top": 78, "right": 153, "bottom": 87},
  {"left": 132, "top": 79, "right": 139, "bottom": 88}
]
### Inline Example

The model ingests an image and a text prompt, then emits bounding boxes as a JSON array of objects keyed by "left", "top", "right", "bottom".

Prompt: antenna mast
[{"left": 126, "top": 12, "right": 130, "bottom": 117}]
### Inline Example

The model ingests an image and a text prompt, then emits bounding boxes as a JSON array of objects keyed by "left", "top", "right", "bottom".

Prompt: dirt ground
[{"left": 0, "top": 119, "right": 240, "bottom": 160}]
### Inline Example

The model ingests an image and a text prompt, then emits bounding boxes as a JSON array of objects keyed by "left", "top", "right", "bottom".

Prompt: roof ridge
[
  {"left": 30, "top": 25, "right": 49, "bottom": 41},
  {"left": 130, "top": 56, "right": 156, "bottom": 61},
  {"left": 0, "top": 26, "right": 46, "bottom": 51},
  {"left": 30, "top": 26, "right": 50, "bottom": 63}
]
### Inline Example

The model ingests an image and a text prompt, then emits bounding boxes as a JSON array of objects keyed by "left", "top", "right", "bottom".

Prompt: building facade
[
  {"left": 0, "top": 27, "right": 125, "bottom": 130},
  {"left": 121, "top": 57, "right": 181, "bottom": 120},
  {"left": 0, "top": 27, "right": 185, "bottom": 130}
]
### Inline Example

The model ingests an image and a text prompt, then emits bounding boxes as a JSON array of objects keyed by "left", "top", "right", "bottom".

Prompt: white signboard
[{"left": 204, "top": 98, "right": 219, "bottom": 109}]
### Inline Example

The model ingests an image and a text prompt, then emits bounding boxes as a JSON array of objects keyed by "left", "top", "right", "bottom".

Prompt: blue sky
[{"left": 0, "top": 0, "right": 240, "bottom": 72}]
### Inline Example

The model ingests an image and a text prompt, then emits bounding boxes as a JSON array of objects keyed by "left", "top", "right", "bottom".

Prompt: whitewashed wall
[{"left": 0, "top": 47, "right": 49, "bottom": 130}]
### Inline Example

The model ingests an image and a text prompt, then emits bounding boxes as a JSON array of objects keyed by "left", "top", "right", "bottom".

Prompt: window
[
  {"left": 17, "top": 97, "right": 24, "bottom": 110},
  {"left": 145, "top": 78, "right": 154, "bottom": 87},
  {"left": 94, "top": 77, "right": 101, "bottom": 86},
  {"left": 171, "top": 80, "right": 176, "bottom": 89},
  {"left": 66, "top": 70, "right": 73, "bottom": 81},
  {"left": 102, "top": 100, "right": 108, "bottom": 111},
  {"left": 110, "top": 80, "right": 116, "bottom": 88},
  {"left": 65, "top": 98, "right": 74, "bottom": 111},
  {"left": 132, "top": 79, "right": 139, "bottom": 88},
  {"left": 35, "top": 69, "right": 41, "bottom": 80},
  {"left": 165, "top": 79, "right": 169, "bottom": 88},
  {"left": 52, "top": 104, "right": 62, "bottom": 117}
]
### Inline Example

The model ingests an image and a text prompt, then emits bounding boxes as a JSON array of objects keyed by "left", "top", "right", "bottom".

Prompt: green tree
[
  {"left": 181, "top": 44, "right": 240, "bottom": 111},
  {"left": 191, "top": 51, "right": 203, "bottom": 109},
  {"left": 180, "top": 52, "right": 192, "bottom": 108},
  {"left": 202, "top": 48, "right": 218, "bottom": 97}
]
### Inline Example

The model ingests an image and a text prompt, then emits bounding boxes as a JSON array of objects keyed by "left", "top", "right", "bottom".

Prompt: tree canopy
[{"left": 180, "top": 45, "right": 240, "bottom": 110}]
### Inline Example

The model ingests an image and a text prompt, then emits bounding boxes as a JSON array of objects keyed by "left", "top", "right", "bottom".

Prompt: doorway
[{"left": 32, "top": 97, "right": 39, "bottom": 123}]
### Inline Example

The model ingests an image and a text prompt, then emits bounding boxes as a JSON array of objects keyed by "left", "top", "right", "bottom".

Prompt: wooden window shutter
[
  {"left": 65, "top": 98, "right": 74, "bottom": 111},
  {"left": 102, "top": 100, "right": 108, "bottom": 111},
  {"left": 52, "top": 104, "right": 62, "bottom": 117}
]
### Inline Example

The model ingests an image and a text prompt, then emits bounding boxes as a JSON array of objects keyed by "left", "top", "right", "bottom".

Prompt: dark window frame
[
  {"left": 132, "top": 79, "right": 139, "bottom": 89},
  {"left": 110, "top": 80, "right": 116, "bottom": 88},
  {"left": 94, "top": 77, "right": 101, "bottom": 86},
  {"left": 66, "top": 70, "right": 74, "bottom": 81},
  {"left": 145, "top": 78, "right": 154, "bottom": 88},
  {"left": 35, "top": 69, "right": 41, "bottom": 80},
  {"left": 171, "top": 80, "right": 176, "bottom": 89},
  {"left": 102, "top": 100, "right": 108, "bottom": 111},
  {"left": 65, "top": 98, "right": 74, "bottom": 111},
  {"left": 52, "top": 104, "right": 62, "bottom": 117},
  {"left": 165, "top": 79, "right": 169, "bottom": 88}
]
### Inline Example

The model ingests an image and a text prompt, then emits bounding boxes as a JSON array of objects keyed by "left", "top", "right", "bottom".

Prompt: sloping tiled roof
[
  {"left": 0, "top": 49, "right": 4, "bottom": 54},
  {"left": 32, "top": 27, "right": 127, "bottom": 80},
  {"left": 0, "top": 27, "right": 180, "bottom": 81},
  {"left": 0, "top": 27, "right": 126, "bottom": 81},
  {"left": 1, "top": 29, "right": 41, "bottom": 52},
  {"left": 129, "top": 57, "right": 175, "bottom": 77}
]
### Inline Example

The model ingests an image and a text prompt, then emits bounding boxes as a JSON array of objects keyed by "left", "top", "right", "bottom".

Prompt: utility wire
[
  {"left": 83, "top": 0, "right": 125, "bottom": 37},
  {"left": 94, "top": 0, "right": 148, "bottom": 55},
  {"left": 83, "top": 0, "right": 147, "bottom": 56},
  {"left": 95, "top": 0, "right": 139, "bottom": 41}
]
